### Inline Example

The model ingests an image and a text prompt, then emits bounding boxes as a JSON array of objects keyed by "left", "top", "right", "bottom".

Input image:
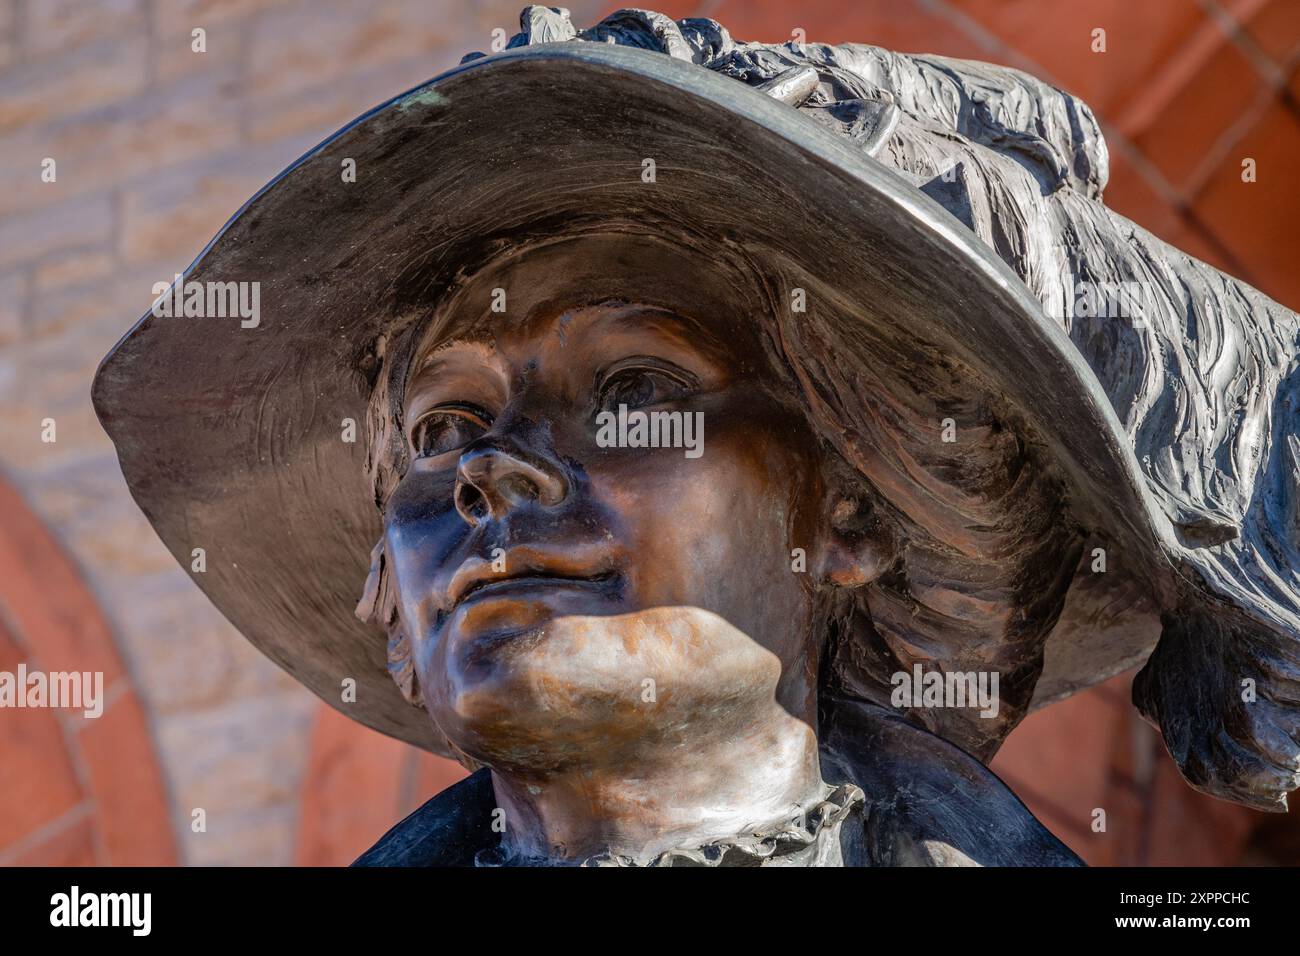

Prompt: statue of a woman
[{"left": 92, "top": 7, "right": 1300, "bottom": 866}]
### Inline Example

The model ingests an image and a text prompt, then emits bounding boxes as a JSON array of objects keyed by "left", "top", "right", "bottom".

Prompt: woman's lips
[
  {"left": 447, "top": 569, "right": 625, "bottom": 653},
  {"left": 457, "top": 570, "right": 618, "bottom": 606},
  {"left": 439, "top": 550, "right": 627, "bottom": 669},
  {"left": 445, "top": 545, "right": 621, "bottom": 610}
]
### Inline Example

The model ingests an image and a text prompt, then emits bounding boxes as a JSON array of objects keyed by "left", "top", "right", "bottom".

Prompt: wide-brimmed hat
[{"left": 93, "top": 8, "right": 1300, "bottom": 809}]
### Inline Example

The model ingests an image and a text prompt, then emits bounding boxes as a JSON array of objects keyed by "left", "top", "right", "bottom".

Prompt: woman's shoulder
[
  {"left": 351, "top": 768, "right": 497, "bottom": 867},
  {"left": 822, "top": 697, "right": 1084, "bottom": 867}
]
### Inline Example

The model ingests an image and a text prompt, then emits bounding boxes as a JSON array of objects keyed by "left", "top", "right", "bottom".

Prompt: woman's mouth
[
  {"left": 456, "top": 570, "right": 619, "bottom": 606},
  {"left": 445, "top": 545, "right": 622, "bottom": 610}
]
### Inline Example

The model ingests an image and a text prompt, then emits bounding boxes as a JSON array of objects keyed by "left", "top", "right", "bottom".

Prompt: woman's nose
[{"left": 453, "top": 438, "right": 569, "bottom": 526}]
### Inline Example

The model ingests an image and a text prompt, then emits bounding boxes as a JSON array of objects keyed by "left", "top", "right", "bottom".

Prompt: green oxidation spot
[{"left": 398, "top": 88, "right": 449, "bottom": 111}]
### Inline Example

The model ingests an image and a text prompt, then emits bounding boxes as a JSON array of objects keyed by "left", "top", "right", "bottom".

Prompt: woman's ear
[
  {"left": 814, "top": 497, "right": 895, "bottom": 587},
  {"left": 355, "top": 538, "right": 388, "bottom": 625},
  {"left": 357, "top": 537, "right": 424, "bottom": 709}
]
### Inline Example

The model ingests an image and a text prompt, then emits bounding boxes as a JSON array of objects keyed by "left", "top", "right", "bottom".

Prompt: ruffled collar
[{"left": 475, "top": 782, "right": 865, "bottom": 868}]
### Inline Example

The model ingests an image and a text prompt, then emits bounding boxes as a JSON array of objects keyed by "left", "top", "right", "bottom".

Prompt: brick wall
[{"left": 1, "top": 0, "right": 1296, "bottom": 865}]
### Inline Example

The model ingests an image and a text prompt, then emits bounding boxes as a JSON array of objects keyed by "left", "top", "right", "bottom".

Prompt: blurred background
[{"left": 1, "top": 0, "right": 1298, "bottom": 866}]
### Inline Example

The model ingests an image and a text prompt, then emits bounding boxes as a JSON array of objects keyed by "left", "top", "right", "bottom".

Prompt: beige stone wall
[
  {"left": 0, "top": 0, "right": 606, "bottom": 866},
  {"left": 3, "top": 0, "right": 1297, "bottom": 866}
]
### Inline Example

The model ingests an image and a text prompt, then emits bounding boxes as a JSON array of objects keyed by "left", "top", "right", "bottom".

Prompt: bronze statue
[{"left": 92, "top": 7, "right": 1300, "bottom": 866}]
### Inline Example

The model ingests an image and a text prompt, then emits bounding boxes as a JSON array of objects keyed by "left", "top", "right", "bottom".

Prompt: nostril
[{"left": 455, "top": 483, "right": 489, "bottom": 524}]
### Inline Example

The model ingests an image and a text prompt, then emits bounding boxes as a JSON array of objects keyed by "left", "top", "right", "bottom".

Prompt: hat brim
[{"left": 92, "top": 42, "right": 1176, "bottom": 756}]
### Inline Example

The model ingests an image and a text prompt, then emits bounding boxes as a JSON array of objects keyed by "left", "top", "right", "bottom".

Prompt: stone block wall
[{"left": 1, "top": 0, "right": 1297, "bottom": 865}]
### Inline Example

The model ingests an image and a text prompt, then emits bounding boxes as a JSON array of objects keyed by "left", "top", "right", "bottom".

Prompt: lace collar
[{"left": 475, "top": 783, "right": 865, "bottom": 868}]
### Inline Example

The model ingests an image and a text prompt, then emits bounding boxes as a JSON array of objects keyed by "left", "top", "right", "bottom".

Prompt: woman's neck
[{"left": 489, "top": 704, "right": 826, "bottom": 863}]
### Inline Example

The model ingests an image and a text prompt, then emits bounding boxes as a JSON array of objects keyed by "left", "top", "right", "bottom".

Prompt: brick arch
[
  {"left": 0, "top": 476, "right": 176, "bottom": 865},
  {"left": 296, "top": 703, "right": 467, "bottom": 866}
]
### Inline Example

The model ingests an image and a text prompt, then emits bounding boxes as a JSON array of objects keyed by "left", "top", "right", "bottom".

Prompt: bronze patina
[{"left": 93, "top": 7, "right": 1300, "bottom": 866}]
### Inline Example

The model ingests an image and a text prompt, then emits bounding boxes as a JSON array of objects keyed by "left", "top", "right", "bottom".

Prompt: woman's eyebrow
[
  {"left": 599, "top": 306, "right": 728, "bottom": 351},
  {"left": 403, "top": 344, "right": 508, "bottom": 421},
  {"left": 414, "top": 339, "right": 497, "bottom": 376}
]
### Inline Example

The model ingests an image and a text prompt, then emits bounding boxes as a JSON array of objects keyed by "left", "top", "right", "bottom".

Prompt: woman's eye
[
  {"left": 410, "top": 407, "right": 489, "bottom": 459},
  {"left": 599, "top": 367, "right": 686, "bottom": 411}
]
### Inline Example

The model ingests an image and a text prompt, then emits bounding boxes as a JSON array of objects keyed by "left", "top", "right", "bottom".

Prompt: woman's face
[{"left": 382, "top": 296, "right": 840, "bottom": 774}]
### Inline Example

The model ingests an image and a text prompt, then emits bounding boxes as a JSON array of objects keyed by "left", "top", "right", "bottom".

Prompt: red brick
[
  {"left": 1103, "top": 146, "right": 1182, "bottom": 236},
  {"left": 1104, "top": 146, "right": 1236, "bottom": 271},
  {"left": 0, "top": 623, "right": 87, "bottom": 851},
  {"left": 3, "top": 811, "right": 97, "bottom": 866},
  {"left": 405, "top": 750, "right": 469, "bottom": 816},
  {"left": 1160, "top": 220, "right": 1233, "bottom": 272},
  {"left": 1243, "top": 0, "right": 1300, "bottom": 66},
  {"left": 295, "top": 702, "right": 473, "bottom": 864},
  {"left": 1088, "top": 780, "right": 1147, "bottom": 866},
  {"left": 993, "top": 676, "right": 1127, "bottom": 816},
  {"left": 1145, "top": 757, "right": 1256, "bottom": 865},
  {"left": 644, "top": 0, "right": 706, "bottom": 19},
  {"left": 710, "top": 0, "right": 989, "bottom": 58},
  {"left": 295, "top": 703, "right": 410, "bottom": 865},
  {"left": 951, "top": 0, "right": 1209, "bottom": 120},
  {"left": 1192, "top": 98, "right": 1300, "bottom": 310},
  {"left": 1135, "top": 36, "right": 1267, "bottom": 191},
  {"left": 77, "top": 690, "right": 178, "bottom": 865},
  {"left": 0, "top": 480, "right": 126, "bottom": 685}
]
